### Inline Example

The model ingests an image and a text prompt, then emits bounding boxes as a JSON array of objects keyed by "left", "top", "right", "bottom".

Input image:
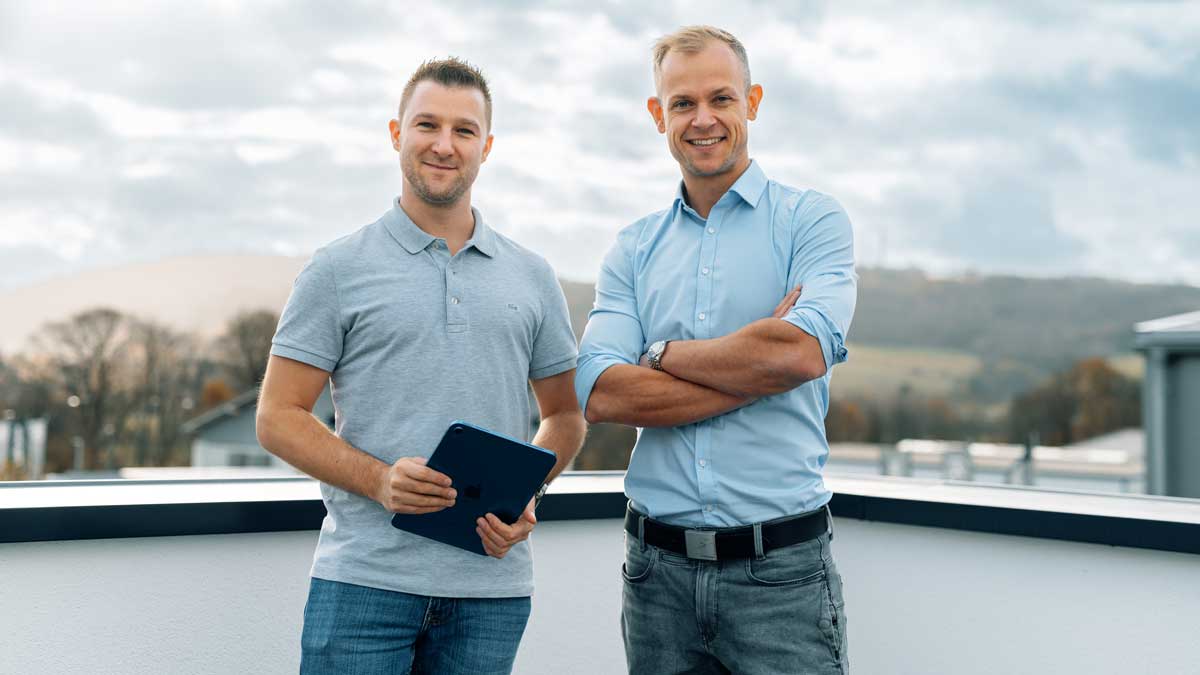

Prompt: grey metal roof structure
[
  {"left": 1134, "top": 310, "right": 1200, "bottom": 350},
  {"left": 1135, "top": 310, "right": 1200, "bottom": 497}
]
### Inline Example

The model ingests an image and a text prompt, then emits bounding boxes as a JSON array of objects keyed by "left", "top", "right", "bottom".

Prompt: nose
[
  {"left": 691, "top": 103, "right": 717, "bottom": 130},
  {"left": 431, "top": 128, "right": 454, "bottom": 156}
]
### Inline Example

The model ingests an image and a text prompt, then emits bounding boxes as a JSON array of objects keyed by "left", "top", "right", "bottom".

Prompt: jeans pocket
[
  {"left": 622, "top": 539, "right": 657, "bottom": 584},
  {"left": 744, "top": 540, "right": 826, "bottom": 587}
]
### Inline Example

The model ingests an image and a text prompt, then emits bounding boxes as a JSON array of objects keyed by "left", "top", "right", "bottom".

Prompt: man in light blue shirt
[{"left": 576, "top": 26, "right": 856, "bottom": 674}]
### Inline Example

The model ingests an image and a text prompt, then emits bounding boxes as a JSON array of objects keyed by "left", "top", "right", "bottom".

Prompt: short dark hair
[{"left": 398, "top": 57, "right": 493, "bottom": 131}]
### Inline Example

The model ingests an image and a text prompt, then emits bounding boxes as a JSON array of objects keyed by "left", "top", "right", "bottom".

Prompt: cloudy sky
[{"left": 1, "top": 0, "right": 1198, "bottom": 289}]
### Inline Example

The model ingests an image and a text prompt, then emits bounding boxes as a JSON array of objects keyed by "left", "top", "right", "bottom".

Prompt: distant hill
[
  {"left": 851, "top": 268, "right": 1200, "bottom": 367},
  {"left": 3, "top": 257, "right": 1196, "bottom": 404},
  {"left": 0, "top": 255, "right": 306, "bottom": 353}
]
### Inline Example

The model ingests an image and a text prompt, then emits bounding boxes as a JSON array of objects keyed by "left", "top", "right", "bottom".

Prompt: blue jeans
[
  {"left": 300, "top": 577, "right": 531, "bottom": 675},
  {"left": 622, "top": 528, "right": 849, "bottom": 674}
]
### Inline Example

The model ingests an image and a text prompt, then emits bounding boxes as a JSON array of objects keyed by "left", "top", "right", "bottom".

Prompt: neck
[
  {"left": 680, "top": 156, "right": 751, "bottom": 219},
  {"left": 399, "top": 186, "right": 476, "bottom": 252}
]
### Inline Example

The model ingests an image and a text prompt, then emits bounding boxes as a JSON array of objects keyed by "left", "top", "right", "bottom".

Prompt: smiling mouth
[
  {"left": 686, "top": 136, "right": 725, "bottom": 147},
  {"left": 423, "top": 161, "right": 457, "bottom": 170}
]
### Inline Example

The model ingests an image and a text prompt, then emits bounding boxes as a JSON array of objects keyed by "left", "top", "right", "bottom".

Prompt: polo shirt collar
[
  {"left": 672, "top": 159, "right": 769, "bottom": 214},
  {"left": 384, "top": 197, "right": 496, "bottom": 258}
]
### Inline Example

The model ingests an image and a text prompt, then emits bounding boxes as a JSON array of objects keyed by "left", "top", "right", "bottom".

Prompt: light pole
[{"left": 67, "top": 394, "right": 84, "bottom": 471}]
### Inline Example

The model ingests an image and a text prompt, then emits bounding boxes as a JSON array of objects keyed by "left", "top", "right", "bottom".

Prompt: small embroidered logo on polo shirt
[{"left": 507, "top": 303, "right": 519, "bottom": 311}]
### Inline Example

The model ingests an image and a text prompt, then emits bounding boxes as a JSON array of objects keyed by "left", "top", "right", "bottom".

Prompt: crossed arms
[
  {"left": 583, "top": 287, "right": 827, "bottom": 428},
  {"left": 576, "top": 204, "right": 856, "bottom": 429}
]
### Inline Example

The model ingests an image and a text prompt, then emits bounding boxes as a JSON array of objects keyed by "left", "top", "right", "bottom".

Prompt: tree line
[
  {"left": 0, "top": 308, "right": 278, "bottom": 477},
  {"left": 1, "top": 305, "right": 1144, "bottom": 478}
]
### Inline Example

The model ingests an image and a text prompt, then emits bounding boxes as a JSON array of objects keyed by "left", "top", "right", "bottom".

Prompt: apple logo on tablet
[{"left": 464, "top": 484, "right": 482, "bottom": 499}]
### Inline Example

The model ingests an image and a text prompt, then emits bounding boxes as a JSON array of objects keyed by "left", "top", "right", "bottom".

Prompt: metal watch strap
[{"left": 534, "top": 483, "right": 549, "bottom": 508}]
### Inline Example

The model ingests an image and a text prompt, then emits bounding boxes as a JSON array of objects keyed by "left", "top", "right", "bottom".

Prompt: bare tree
[
  {"left": 32, "top": 308, "right": 138, "bottom": 470},
  {"left": 128, "top": 320, "right": 202, "bottom": 467},
  {"left": 216, "top": 310, "right": 279, "bottom": 391}
]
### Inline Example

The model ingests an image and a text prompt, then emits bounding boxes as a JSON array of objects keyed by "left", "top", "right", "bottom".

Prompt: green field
[{"left": 831, "top": 343, "right": 983, "bottom": 401}]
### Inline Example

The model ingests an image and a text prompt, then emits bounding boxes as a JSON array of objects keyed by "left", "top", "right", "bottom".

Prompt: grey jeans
[{"left": 621, "top": 526, "right": 849, "bottom": 674}]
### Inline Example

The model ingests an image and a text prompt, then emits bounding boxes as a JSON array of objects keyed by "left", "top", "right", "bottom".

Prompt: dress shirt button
[
  {"left": 450, "top": 297, "right": 460, "bottom": 305},
  {"left": 699, "top": 459, "right": 707, "bottom": 467},
  {"left": 702, "top": 267, "right": 710, "bottom": 275},
  {"left": 698, "top": 312, "right": 706, "bottom": 321},
  {"left": 707, "top": 227, "right": 715, "bottom": 235},
  {"left": 705, "top": 505, "right": 713, "bottom": 513}
]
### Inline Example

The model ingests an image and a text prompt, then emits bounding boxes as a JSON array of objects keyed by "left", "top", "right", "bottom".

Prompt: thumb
[
  {"left": 409, "top": 457, "right": 428, "bottom": 465},
  {"left": 523, "top": 506, "right": 538, "bottom": 525}
]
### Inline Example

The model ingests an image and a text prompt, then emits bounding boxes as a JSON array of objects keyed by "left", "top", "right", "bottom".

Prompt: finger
[
  {"left": 397, "top": 476, "right": 457, "bottom": 500},
  {"left": 772, "top": 286, "right": 800, "bottom": 316},
  {"left": 485, "top": 512, "right": 523, "bottom": 539},
  {"left": 392, "top": 504, "right": 448, "bottom": 515},
  {"left": 478, "top": 532, "right": 507, "bottom": 559},
  {"left": 774, "top": 287, "right": 803, "bottom": 318},
  {"left": 482, "top": 513, "right": 517, "bottom": 540},
  {"left": 403, "top": 462, "right": 453, "bottom": 487},
  {"left": 477, "top": 522, "right": 511, "bottom": 552},
  {"left": 492, "top": 512, "right": 533, "bottom": 541},
  {"left": 396, "top": 494, "right": 455, "bottom": 510}
]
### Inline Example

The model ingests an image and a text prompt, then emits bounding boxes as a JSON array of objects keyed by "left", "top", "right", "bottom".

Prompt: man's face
[
  {"left": 649, "top": 42, "right": 762, "bottom": 179},
  {"left": 390, "top": 81, "right": 493, "bottom": 206}
]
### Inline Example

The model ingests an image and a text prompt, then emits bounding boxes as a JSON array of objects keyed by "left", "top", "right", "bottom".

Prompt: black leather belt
[{"left": 624, "top": 504, "right": 829, "bottom": 561}]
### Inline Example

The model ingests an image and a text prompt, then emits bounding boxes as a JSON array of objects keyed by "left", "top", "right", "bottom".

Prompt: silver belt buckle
[{"left": 684, "top": 529, "right": 718, "bottom": 561}]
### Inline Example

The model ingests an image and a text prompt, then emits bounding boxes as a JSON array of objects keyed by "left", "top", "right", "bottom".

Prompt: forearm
[
  {"left": 257, "top": 406, "right": 388, "bottom": 503},
  {"left": 661, "top": 318, "right": 824, "bottom": 398},
  {"left": 532, "top": 410, "right": 587, "bottom": 482},
  {"left": 585, "top": 363, "right": 751, "bottom": 428}
]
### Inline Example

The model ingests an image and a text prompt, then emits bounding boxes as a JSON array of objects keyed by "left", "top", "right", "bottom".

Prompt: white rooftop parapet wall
[{"left": 2, "top": 512, "right": 1199, "bottom": 674}]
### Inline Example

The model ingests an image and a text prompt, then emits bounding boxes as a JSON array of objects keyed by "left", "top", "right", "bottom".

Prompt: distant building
[
  {"left": 1135, "top": 311, "right": 1200, "bottom": 498},
  {"left": 182, "top": 388, "right": 334, "bottom": 469},
  {"left": 0, "top": 417, "right": 47, "bottom": 479}
]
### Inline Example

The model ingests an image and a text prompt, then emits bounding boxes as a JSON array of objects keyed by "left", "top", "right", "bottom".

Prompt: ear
[
  {"left": 481, "top": 133, "right": 495, "bottom": 163},
  {"left": 388, "top": 118, "right": 402, "bottom": 151},
  {"left": 647, "top": 96, "right": 666, "bottom": 134},
  {"left": 746, "top": 84, "right": 763, "bottom": 121}
]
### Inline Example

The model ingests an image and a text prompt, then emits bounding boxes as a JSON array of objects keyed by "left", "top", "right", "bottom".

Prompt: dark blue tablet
[{"left": 390, "top": 421, "right": 557, "bottom": 556}]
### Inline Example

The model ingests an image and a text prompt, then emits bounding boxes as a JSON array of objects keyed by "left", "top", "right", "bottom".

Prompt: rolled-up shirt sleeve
[
  {"left": 271, "top": 247, "right": 345, "bottom": 373},
  {"left": 782, "top": 196, "right": 857, "bottom": 371},
  {"left": 575, "top": 227, "right": 645, "bottom": 414}
]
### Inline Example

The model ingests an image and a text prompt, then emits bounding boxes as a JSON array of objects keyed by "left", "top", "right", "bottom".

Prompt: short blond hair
[{"left": 652, "top": 25, "right": 751, "bottom": 93}]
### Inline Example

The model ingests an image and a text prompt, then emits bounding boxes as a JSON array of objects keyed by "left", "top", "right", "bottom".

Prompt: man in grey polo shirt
[{"left": 256, "top": 58, "right": 586, "bottom": 674}]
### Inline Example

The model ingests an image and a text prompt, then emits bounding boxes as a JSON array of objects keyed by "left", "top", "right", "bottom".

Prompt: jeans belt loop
[
  {"left": 825, "top": 504, "right": 835, "bottom": 541},
  {"left": 637, "top": 514, "right": 647, "bottom": 552},
  {"left": 752, "top": 522, "right": 765, "bottom": 560}
]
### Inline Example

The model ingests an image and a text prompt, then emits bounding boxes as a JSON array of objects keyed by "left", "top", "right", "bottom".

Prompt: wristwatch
[
  {"left": 647, "top": 340, "right": 670, "bottom": 371},
  {"left": 534, "top": 483, "right": 550, "bottom": 508}
]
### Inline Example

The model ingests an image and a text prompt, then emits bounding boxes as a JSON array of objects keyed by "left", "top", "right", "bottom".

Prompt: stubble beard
[
  {"left": 401, "top": 153, "right": 474, "bottom": 207},
  {"left": 677, "top": 137, "right": 745, "bottom": 179}
]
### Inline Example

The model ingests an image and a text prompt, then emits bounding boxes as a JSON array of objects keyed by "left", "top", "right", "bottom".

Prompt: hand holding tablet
[{"left": 389, "top": 421, "right": 557, "bottom": 557}]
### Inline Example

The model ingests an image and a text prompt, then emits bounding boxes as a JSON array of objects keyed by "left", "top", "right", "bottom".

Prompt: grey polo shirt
[{"left": 271, "top": 197, "right": 577, "bottom": 598}]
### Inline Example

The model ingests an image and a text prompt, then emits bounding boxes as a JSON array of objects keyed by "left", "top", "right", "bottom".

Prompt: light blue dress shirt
[{"left": 576, "top": 161, "right": 857, "bottom": 527}]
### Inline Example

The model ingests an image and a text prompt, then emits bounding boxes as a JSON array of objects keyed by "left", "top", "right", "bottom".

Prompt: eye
[
  {"left": 672, "top": 100, "right": 693, "bottom": 110},
  {"left": 417, "top": 121, "right": 435, "bottom": 129},
  {"left": 715, "top": 95, "right": 733, "bottom": 104},
  {"left": 457, "top": 128, "right": 476, "bottom": 136}
]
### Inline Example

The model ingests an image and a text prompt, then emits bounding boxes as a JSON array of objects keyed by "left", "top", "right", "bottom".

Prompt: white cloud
[{"left": 0, "top": 0, "right": 1198, "bottom": 289}]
